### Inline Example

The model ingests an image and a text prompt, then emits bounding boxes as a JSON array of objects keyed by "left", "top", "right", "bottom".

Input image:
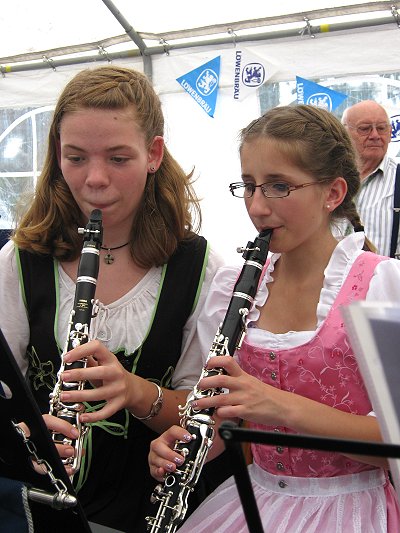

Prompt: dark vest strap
[
  {"left": 18, "top": 249, "right": 57, "bottom": 325},
  {"left": 134, "top": 235, "right": 208, "bottom": 379},
  {"left": 390, "top": 163, "right": 400, "bottom": 258},
  {"left": 18, "top": 249, "right": 60, "bottom": 408}
]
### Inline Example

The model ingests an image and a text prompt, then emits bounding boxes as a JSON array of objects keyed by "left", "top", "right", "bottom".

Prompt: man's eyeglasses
[
  {"left": 229, "top": 180, "right": 329, "bottom": 199},
  {"left": 344, "top": 122, "right": 391, "bottom": 136}
]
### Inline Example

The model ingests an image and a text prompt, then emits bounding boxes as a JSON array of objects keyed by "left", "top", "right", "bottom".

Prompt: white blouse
[
  {"left": 196, "top": 233, "right": 400, "bottom": 362},
  {"left": 0, "top": 240, "right": 224, "bottom": 389}
]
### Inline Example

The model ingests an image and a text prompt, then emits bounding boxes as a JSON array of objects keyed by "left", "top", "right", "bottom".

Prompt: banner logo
[
  {"left": 196, "top": 68, "right": 218, "bottom": 97},
  {"left": 242, "top": 62, "right": 265, "bottom": 87},
  {"left": 296, "top": 76, "right": 347, "bottom": 112},
  {"left": 307, "top": 93, "right": 333, "bottom": 110},
  {"left": 390, "top": 114, "right": 400, "bottom": 143},
  {"left": 233, "top": 49, "right": 277, "bottom": 101},
  {"left": 176, "top": 56, "right": 220, "bottom": 117}
]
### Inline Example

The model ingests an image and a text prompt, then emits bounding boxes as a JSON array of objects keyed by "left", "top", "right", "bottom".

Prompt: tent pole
[{"left": 100, "top": 0, "right": 153, "bottom": 81}]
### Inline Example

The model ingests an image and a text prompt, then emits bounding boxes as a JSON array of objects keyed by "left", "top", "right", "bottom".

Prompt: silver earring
[
  {"left": 149, "top": 166, "right": 156, "bottom": 173},
  {"left": 326, "top": 204, "right": 331, "bottom": 209}
]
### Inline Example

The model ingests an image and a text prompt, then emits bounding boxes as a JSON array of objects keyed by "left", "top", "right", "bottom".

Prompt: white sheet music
[{"left": 341, "top": 302, "right": 400, "bottom": 497}]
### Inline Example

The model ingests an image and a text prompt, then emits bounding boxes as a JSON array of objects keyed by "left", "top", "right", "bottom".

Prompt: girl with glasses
[{"left": 149, "top": 104, "right": 400, "bottom": 532}]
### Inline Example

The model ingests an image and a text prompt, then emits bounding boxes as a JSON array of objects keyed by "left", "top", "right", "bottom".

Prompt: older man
[{"left": 342, "top": 100, "right": 399, "bottom": 257}]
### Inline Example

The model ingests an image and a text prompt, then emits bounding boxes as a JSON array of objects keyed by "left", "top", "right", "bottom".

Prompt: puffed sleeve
[
  {"left": 367, "top": 257, "right": 400, "bottom": 301},
  {"left": 195, "top": 264, "right": 242, "bottom": 366},
  {"left": 0, "top": 241, "right": 30, "bottom": 375},
  {"left": 171, "top": 248, "right": 231, "bottom": 389}
]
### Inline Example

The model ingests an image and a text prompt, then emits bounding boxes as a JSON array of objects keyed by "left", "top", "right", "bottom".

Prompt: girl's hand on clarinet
[
  {"left": 17, "top": 415, "right": 79, "bottom": 477},
  {"left": 43, "top": 414, "right": 80, "bottom": 476},
  {"left": 148, "top": 426, "right": 192, "bottom": 482},
  {"left": 193, "top": 356, "right": 289, "bottom": 427},
  {"left": 59, "top": 339, "right": 132, "bottom": 422}
]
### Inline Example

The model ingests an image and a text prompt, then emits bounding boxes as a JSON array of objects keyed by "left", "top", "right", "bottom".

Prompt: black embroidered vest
[{"left": 17, "top": 236, "right": 209, "bottom": 532}]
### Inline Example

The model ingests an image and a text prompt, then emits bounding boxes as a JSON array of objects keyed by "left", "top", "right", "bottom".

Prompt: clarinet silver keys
[
  {"left": 49, "top": 209, "right": 103, "bottom": 478},
  {"left": 146, "top": 229, "right": 273, "bottom": 532}
]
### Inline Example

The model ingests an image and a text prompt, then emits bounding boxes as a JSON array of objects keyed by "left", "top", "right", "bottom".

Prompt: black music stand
[
  {"left": 219, "top": 421, "right": 400, "bottom": 533},
  {"left": 0, "top": 327, "right": 94, "bottom": 532}
]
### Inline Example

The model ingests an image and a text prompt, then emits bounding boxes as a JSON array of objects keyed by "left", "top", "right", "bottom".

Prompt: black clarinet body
[
  {"left": 146, "top": 229, "right": 273, "bottom": 532},
  {"left": 49, "top": 209, "right": 103, "bottom": 476}
]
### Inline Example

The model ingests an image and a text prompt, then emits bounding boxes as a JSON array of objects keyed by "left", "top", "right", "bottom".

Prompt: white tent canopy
[
  {"left": 1, "top": 1, "right": 400, "bottom": 262},
  {"left": 2, "top": 1, "right": 400, "bottom": 71}
]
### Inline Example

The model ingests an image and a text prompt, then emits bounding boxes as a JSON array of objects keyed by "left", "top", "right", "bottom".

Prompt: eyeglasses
[
  {"left": 229, "top": 180, "right": 329, "bottom": 199},
  {"left": 344, "top": 122, "right": 391, "bottom": 136}
]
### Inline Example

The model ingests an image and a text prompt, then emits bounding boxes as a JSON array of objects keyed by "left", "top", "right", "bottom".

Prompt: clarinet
[
  {"left": 49, "top": 209, "right": 103, "bottom": 478},
  {"left": 146, "top": 228, "right": 273, "bottom": 532}
]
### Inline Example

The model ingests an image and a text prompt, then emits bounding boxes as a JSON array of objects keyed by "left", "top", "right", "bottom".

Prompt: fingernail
[
  {"left": 71, "top": 427, "right": 79, "bottom": 438},
  {"left": 174, "top": 457, "right": 184, "bottom": 465},
  {"left": 60, "top": 392, "right": 70, "bottom": 401},
  {"left": 165, "top": 463, "right": 175, "bottom": 472},
  {"left": 182, "top": 433, "right": 192, "bottom": 442},
  {"left": 191, "top": 401, "right": 198, "bottom": 409}
]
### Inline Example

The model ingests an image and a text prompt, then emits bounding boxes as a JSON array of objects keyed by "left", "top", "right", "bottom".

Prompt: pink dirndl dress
[{"left": 178, "top": 252, "right": 400, "bottom": 533}]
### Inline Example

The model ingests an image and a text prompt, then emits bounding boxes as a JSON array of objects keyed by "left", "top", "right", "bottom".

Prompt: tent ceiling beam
[
  {"left": 0, "top": 2, "right": 399, "bottom": 74},
  {"left": 139, "top": 1, "right": 398, "bottom": 40},
  {"left": 2, "top": 3, "right": 397, "bottom": 66},
  {"left": 0, "top": 35, "right": 132, "bottom": 65}
]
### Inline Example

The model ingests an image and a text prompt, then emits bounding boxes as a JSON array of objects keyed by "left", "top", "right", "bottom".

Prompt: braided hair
[{"left": 240, "top": 104, "right": 376, "bottom": 252}]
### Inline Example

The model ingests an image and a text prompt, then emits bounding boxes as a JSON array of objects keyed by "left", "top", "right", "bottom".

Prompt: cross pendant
[{"left": 104, "top": 253, "right": 115, "bottom": 265}]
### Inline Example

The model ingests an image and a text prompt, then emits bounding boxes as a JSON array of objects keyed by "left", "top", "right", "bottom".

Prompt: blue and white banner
[
  {"left": 232, "top": 48, "right": 277, "bottom": 101},
  {"left": 176, "top": 56, "right": 220, "bottom": 118},
  {"left": 296, "top": 76, "right": 347, "bottom": 112}
]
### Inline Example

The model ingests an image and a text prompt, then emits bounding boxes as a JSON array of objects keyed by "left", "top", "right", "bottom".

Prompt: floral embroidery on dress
[
  {"left": 27, "top": 346, "right": 56, "bottom": 392},
  {"left": 115, "top": 348, "right": 174, "bottom": 388}
]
